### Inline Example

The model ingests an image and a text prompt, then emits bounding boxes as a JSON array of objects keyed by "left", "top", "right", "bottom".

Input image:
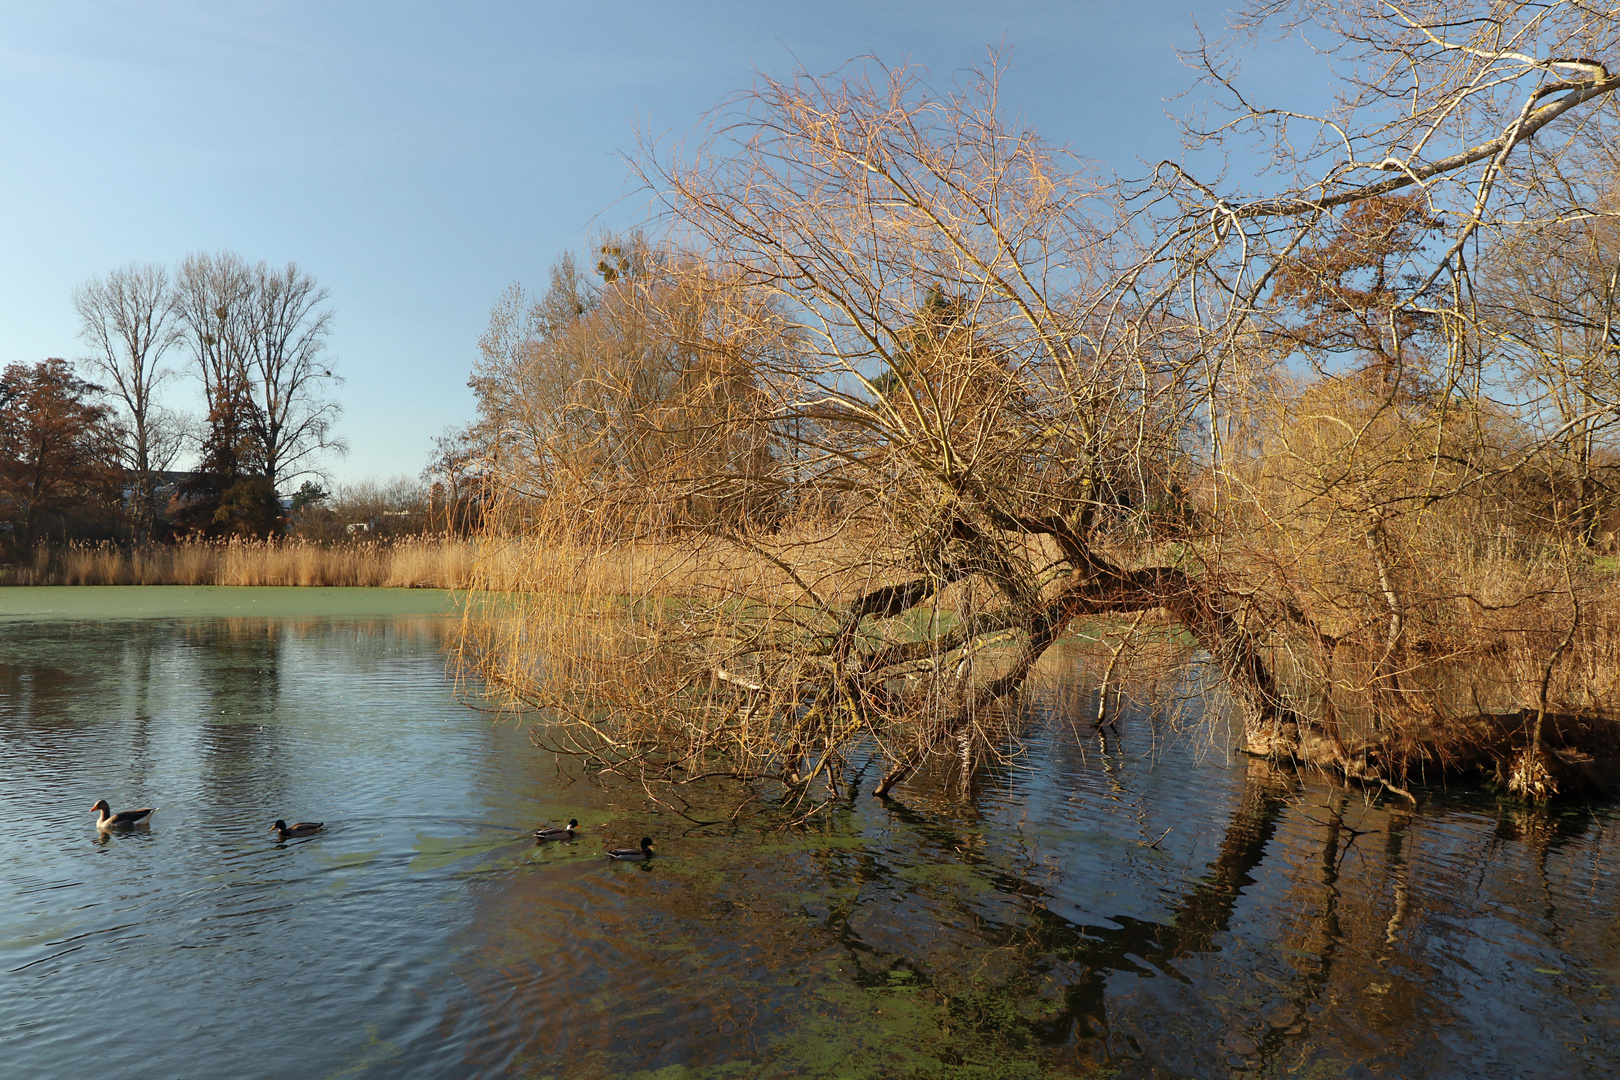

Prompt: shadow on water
[
  {"left": 448, "top": 730, "right": 1620, "bottom": 1078},
  {"left": 1, "top": 591, "right": 1618, "bottom": 1079}
]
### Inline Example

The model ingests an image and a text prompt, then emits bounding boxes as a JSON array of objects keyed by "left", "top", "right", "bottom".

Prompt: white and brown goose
[{"left": 91, "top": 799, "right": 157, "bottom": 830}]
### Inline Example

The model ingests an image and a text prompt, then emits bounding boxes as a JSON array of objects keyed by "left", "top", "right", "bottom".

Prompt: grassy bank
[{"left": 0, "top": 537, "right": 478, "bottom": 588}]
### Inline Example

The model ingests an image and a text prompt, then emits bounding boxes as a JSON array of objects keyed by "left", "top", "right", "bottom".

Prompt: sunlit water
[{"left": 2, "top": 588, "right": 1617, "bottom": 1079}]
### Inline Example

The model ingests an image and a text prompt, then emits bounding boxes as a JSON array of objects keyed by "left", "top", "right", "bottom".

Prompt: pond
[{"left": 1, "top": 587, "right": 1617, "bottom": 1079}]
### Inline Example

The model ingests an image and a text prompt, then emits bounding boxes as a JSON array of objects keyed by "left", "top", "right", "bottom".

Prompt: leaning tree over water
[{"left": 461, "top": 1, "right": 1620, "bottom": 804}]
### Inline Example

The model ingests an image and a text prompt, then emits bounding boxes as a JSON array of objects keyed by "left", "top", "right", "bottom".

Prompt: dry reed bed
[
  {"left": 453, "top": 525, "right": 925, "bottom": 720},
  {"left": 470, "top": 531, "right": 903, "bottom": 603},
  {"left": 2, "top": 538, "right": 479, "bottom": 589},
  {"left": 2, "top": 527, "right": 902, "bottom": 596},
  {"left": 459, "top": 527, "right": 1620, "bottom": 765}
]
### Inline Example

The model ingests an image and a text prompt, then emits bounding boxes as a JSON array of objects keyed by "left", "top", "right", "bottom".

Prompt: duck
[
  {"left": 91, "top": 800, "right": 157, "bottom": 830},
  {"left": 606, "top": 837, "right": 655, "bottom": 861},
  {"left": 270, "top": 819, "right": 324, "bottom": 840},
  {"left": 533, "top": 819, "right": 578, "bottom": 842}
]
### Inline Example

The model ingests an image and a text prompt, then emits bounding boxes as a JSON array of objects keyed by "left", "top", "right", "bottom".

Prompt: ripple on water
[{"left": 1, "top": 601, "right": 1619, "bottom": 1079}]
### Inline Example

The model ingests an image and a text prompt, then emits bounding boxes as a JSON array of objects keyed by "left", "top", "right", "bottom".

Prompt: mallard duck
[
  {"left": 534, "top": 819, "right": 578, "bottom": 842},
  {"left": 91, "top": 800, "right": 157, "bottom": 830},
  {"left": 606, "top": 837, "right": 654, "bottom": 861},
  {"left": 270, "top": 819, "right": 324, "bottom": 840}
]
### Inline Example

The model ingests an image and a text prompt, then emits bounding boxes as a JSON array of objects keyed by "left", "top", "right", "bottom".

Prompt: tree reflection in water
[{"left": 449, "top": 714, "right": 1620, "bottom": 1079}]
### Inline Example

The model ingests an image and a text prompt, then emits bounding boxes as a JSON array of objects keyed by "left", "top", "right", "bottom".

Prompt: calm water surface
[{"left": 2, "top": 587, "right": 1617, "bottom": 1079}]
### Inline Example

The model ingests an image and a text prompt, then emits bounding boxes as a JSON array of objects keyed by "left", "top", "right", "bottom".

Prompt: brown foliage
[
  {"left": 0, "top": 359, "right": 121, "bottom": 552},
  {"left": 1271, "top": 195, "right": 1443, "bottom": 377}
]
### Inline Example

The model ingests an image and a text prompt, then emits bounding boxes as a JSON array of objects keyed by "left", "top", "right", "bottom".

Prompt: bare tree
[
  {"left": 1157, "top": 0, "right": 1620, "bottom": 796},
  {"left": 172, "top": 251, "right": 267, "bottom": 532},
  {"left": 461, "top": 61, "right": 1207, "bottom": 802},
  {"left": 458, "top": 2, "right": 1620, "bottom": 806},
  {"left": 171, "top": 252, "right": 344, "bottom": 534},
  {"left": 1479, "top": 163, "right": 1620, "bottom": 547},
  {"left": 174, "top": 250, "right": 254, "bottom": 426},
  {"left": 422, "top": 424, "right": 489, "bottom": 535},
  {"left": 471, "top": 235, "right": 780, "bottom": 534},
  {"left": 244, "top": 260, "right": 345, "bottom": 489},
  {"left": 74, "top": 263, "right": 186, "bottom": 538}
]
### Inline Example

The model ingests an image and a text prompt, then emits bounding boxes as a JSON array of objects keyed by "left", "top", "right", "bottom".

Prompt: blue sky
[{"left": 0, "top": 1, "right": 1294, "bottom": 485}]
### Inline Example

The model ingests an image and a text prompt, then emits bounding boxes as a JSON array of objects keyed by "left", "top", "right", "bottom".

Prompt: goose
[
  {"left": 91, "top": 800, "right": 157, "bottom": 830},
  {"left": 606, "top": 837, "right": 655, "bottom": 861},
  {"left": 534, "top": 819, "right": 578, "bottom": 842},
  {"left": 270, "top": 819, "right": 324, "bottom": 840}
]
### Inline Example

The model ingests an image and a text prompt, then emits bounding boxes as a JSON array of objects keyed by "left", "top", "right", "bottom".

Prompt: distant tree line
[{"left": 0, "top": 251, "right": 345, "bottom": 556}]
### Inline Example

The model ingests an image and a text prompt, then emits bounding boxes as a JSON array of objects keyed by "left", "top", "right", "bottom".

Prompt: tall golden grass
[
  {"left": 454, "top": 521, "right": 896, "bottom": 705},
  {"left": 453, "top": 496, "right": 1620, "bottom": 802},
  {"left": 1, "top": 537, "right": 479, "bottom": 588},
  {"left": 450, "top": 511, "right": 1123, "bottom": 805}
]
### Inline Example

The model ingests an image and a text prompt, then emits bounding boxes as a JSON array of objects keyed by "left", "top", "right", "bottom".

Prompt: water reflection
[{"left": 1, "top": 601, "right": 1617, "bottom": 1079}]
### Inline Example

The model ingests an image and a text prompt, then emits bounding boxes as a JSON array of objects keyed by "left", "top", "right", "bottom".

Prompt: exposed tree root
[{"left": 1247, "top": 707, "right": 1620, "bottom": 802}]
